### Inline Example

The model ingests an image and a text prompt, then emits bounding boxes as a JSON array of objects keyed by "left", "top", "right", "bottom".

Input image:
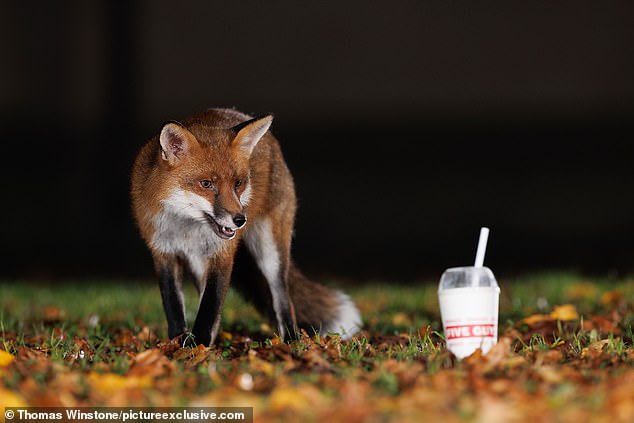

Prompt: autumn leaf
[
  {"left": 581, "top": 339, "right": 612, "bottom": 359},
  {"left": 521, "top": 304, "right": 579, "bottom": 327},
  {"left": 42, "top": 306, "right": 66, "bottom": 323},
  {"left": 0, "top": 349, "right": 14, "bottom": 367},
  {"left": 566, "top": 282, "right": 599, "bottom": 300},
  {"left": 182, "top": 345, "right": 211, "bottom": 369},
  {"left": 268, "top": 385, "right": 328, "bottom": 412},
  {"left": 600, "top": 290, "right": 624, "bottom": 307},
  {"left": 520, "top": 313, "right": 551, "bottom": 326},
  {"left": 550, "top": 304, "right": 579, "bottom": 321},
  {"left": 0, "top": 387, "right": 28, "bottom": 411},
  {"left": 2, "top": 278, "right": 634, "bottom": 421},
  {"left": 136, "top": 326, "right": 156, "bottom": 343},
  {"left": 391, "top": 312, "right": 412, "bottom": 326},
  {"left": 157, "top": 338, "right": 181, "bottom": 357},
  {"left": 87, "top": 372, "right": 152, "bottom": 392},
  {"left": 582, "top": 315, "right": 621, "bottom": 335},
  {"left": 128, "top": 348, "right": 174, "bottom": 378}
]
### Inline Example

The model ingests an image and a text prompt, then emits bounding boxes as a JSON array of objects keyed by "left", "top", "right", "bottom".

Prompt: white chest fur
[{"left": 151, "top": 210, "right": 225, "bottom": 281}]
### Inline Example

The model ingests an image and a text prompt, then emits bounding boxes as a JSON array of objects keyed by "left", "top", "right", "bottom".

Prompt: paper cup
[{"left": 438, "top": 266, "right": 500, "bottom": 359}]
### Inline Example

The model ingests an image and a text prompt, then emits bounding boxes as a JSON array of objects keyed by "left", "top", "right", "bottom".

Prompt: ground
[{"left": 1, "top": 273, "right": 633, "bottom": 422}]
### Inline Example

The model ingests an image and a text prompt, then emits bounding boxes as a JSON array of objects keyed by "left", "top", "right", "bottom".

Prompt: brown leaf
[
  {"left": 68, "top": 338, "right": 94, "bottom": 362},
  {"left": 582, "top": 315, "right": 621, "bottom": 335},
  {"left": 581, "top": 339, "right": 611, "bottom": 359},
  {"left": 114, "top": 328, "right": 142, "bottom": 352},
  {"left": 464, "top": 337, "right": 517, "bottom": 375},
  {"left": 186, "top": 345, "right": 211, "bottom": 368},
  {"left": 381, "top": 359, "right": 424, "bottom": 390},
  {"left": 535, "top": 365, "right": 565, "bottom": 384},
  {"left": 298, "top": 349, "right": 332, "bottom": 372},
  {"left": 156, "top": 338, "right": 181, "bottom": 357},
  {"left": 374, "top": 334, "right": 410, "bottom": 351},
  {"left": 136, "top": 326, "right": 156, "bottom": 343},
  {"left": 600, "top": 290, "right": 624, "bottom": 307},
  {"left": 13, "top": 347, "right": 51, "bottom": 377},
  {"left": 128, "top": 348, "right": 174, "bottom": 378},
  {"left": 42, "top": 306, "right": 66, "bottom": 323}
]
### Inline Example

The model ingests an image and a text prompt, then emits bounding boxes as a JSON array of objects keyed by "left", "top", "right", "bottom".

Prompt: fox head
[{"left": 157, "top": 115, "right": 273, "bottom": 240}]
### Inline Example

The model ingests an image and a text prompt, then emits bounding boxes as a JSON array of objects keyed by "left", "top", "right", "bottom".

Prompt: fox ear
[
  {"left": 231, "top": 115, "right": 273, "bottom": 158},
  {"left": 159, "top": 122, "right": 199, "bottom": 165}
]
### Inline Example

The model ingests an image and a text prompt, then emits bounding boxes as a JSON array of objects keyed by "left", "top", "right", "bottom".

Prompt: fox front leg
[
  {"left": 191, "top": 266, "right": 231, "bottom": 346},
  {"left": 156, "top": 257, "right": 187, "bottom": 340}
]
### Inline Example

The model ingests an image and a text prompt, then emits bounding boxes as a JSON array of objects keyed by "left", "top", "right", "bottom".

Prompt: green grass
[
  {"left": 1, "top": 272, "right": 633, "bottom": 354},
  {"left": 1, "top": 273, "right": 633, "bottom": 422}
]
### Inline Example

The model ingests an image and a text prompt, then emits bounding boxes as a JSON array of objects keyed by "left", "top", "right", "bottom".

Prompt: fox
[{"left": 130, "top": 108, "right": 362, "bottom": 346}]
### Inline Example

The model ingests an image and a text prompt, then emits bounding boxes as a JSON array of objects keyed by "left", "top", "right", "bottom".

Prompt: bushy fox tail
[
  {"left": 288, "top": 263, "right": 362, "bottom": 339},
  {"left": 231, "top": 246, "right": 362, "bottom": 339}
]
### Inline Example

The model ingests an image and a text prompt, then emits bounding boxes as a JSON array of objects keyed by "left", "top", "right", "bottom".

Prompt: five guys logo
[{"left": 445, "top": 324, "right": 495, "bottom": 339}]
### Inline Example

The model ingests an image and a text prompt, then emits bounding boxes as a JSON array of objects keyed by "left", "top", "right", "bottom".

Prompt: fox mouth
[{"left": 204, "top": 213, "right": 236, "bottom": 240}]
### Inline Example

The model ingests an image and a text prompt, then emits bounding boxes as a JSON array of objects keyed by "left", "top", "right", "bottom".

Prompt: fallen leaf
[
  {"left": 269, "top": 387, "right": 310, "bottom": 411},
  {"left": 550, "top": 304, "right": 579, "bottom": 321},
  {"left": 68, "top": 338, "right": 94, "bottom": 362},
  {"left": 128, "top": 348, "right": 174, "bottom": 378},
  {"left": 0, "top": 387, "right": 28, "bottom": 410},
  {"left": 391, "top": 312, "right": 412, "bottom": 326},
  {"left": 582, "top": 315, "right": 621, "bottom": 334},
  {"left": 136, "top": 326, "right": 156, "bottom": 343},
  {"left": 566, "top": 282, "right": 599, "bottom": 300},
  {"left": 0, "top": 350, "right": 14, "bottom": 367},
  {"left": 43, "top": 306, "right": 66, "bottom": 323},
  {"left": 157, "top": 338, "right": 181, "bottom": 357},
  {"left": 581, "top": 339, "right": 612, "bottom": 359},
  {"left": 600, "top": 290, "right": 624, "bottom": 307},
  {"left": 185, "top": 345, "right": 211, "bottom": 368},
  {"left": 535, "top": 365, "right": 565, "bottom": 384},
  {"left": 520, "top": 314, "right": 551, "bottom": 326},
  {"left": 87, "top": 372, "right": 152, "bottom": 393},
  {"left": 374, "top": 335, "right": 410, "bottom": 351},
  {"left": 14, "top": 347, "right": 50, "bottom": 376}
]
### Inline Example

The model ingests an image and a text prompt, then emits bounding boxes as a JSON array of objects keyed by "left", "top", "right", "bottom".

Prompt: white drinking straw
[{"left": 474, "top": 227, "right": 490, "bottom": 268}]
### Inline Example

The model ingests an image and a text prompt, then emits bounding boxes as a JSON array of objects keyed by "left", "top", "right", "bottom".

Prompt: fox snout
[
  {"left": 204, "top": 209, "right": 247, "bottom": 240},
  {"left": 232, "top": 213, "right": 247, "bottom": 228},
  {"left": 218, "top": 210, "right": 247, "bottom": 230}
]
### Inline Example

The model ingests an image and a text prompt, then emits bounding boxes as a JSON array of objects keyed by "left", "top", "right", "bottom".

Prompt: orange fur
[{"left": 131, "top": 108, "right": 361, "bottom": 345}]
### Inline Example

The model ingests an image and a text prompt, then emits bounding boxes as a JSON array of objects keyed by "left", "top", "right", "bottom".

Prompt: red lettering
[{"left": 445, "top": 324, "right": 496, "bottom": 340}]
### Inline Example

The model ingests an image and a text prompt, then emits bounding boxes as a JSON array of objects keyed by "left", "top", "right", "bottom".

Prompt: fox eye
[
  {"left": 200, "top": 180, "right": 213, "bottom": 189},
  {"left": 234, "top": 179, "right": 243, "bottom": 190}
]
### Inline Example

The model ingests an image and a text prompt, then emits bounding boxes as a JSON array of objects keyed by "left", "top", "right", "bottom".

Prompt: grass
[
  {"left": 1, "top": 272, "right": 633, "bottom": 422},
  {"left": 0, "top": 272, "right": 632, "bottom": 360}
]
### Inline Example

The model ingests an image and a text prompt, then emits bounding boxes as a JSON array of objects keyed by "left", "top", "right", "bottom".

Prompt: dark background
[{"left": 2, "top": 1, "right": 633, "bottom": 282}]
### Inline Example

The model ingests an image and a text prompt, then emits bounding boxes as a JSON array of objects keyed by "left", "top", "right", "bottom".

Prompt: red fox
[{"left": 131, "top": 108, "right": 362, "bottom": 346}]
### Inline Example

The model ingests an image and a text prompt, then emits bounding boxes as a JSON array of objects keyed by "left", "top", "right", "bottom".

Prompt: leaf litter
[{"left": 0, "top": 281, "right": 633, "bottom": 422}]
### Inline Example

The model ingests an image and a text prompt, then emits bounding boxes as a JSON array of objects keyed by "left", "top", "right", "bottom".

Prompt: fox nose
[{"left": 233, "top": 214, "right": 247, "bottom": 228}]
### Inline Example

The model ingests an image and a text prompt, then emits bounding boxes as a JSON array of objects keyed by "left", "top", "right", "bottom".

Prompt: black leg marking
[
  {"left": 158, "top": 266, "right": 187, "bottom": 339},
  {"left": 191, "top": 271, "right": 228, "bottom": 346}
]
